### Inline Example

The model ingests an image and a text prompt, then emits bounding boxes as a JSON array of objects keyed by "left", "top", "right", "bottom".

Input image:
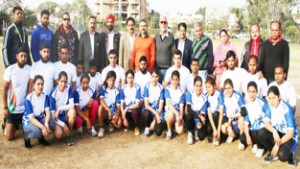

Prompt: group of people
[{"left": 1, "top": 6, "right": 298, "bottom": 168}]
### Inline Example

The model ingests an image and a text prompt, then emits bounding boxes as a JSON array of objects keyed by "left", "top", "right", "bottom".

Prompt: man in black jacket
[{"left": 2, "top": 6, "right": 31, "bottom": 67}]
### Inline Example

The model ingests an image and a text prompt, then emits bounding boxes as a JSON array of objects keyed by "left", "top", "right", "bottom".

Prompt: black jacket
[
  {"left": 241, "top": 38, "right": 264, "bottom": 70},
  {"left": 175, "top": 38, "right": 193, "bottom": 71}
]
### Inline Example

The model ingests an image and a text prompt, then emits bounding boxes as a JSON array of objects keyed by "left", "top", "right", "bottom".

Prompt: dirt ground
[{"left": 0, "top": 38, "right": 299, "bottom": 169}]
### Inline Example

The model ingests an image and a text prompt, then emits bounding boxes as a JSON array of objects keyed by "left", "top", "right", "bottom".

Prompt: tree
[
  {"left": 22, "top": 7, "right": 37, "bottom": 28},
  {"left": 229, "top": 7, "right": 245, "bottom": 32},
  {"left": 150, "top": 10, "right": 160, "bottom": 29},
  {"left": 1, "top": 0, "right": 23, "bottom": 13},
  {"left": 36, "top": 1, "right": 59, "bottom": 17}
]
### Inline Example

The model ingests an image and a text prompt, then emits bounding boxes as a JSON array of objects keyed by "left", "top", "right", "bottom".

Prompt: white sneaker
[
  {"left": 144, "top": 127, "right": 150, "bottom": 137},
  {"left": 89, "top": 126, "right": 97, "bottom": 137},
  {"left": 213, "top": 140, "right": 220, "bottom": 146},
  {"left": 255, "top": 148, "right": 264, "bottom": 158},
  {"left": 194, "top": 130, "right": 199, "bottom": 140},
  {"left": 166, "top": 130, "right": 172, "bottom": 140},
  {"left": 187, "top": 131, "right": 193, "bottom": 145},
  {"left": 97, "top": 128, "right": 105, "bottom": 138},
  {"left": 108, "top": 123, "right": 114, "bottom": 132},
  {"left": 226, "top": 136, "right": 234, "bottom": 143},
  {"left": 77, "top": 126, "right": 83, "bottom": 134},
  {"left": 252, "top": 144, "right": 258, "bottom": 154},
  {"left": 238, "top": 142, "right": 245, "bottom": 151}
]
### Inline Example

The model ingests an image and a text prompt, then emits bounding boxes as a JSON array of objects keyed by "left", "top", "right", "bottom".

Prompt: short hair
[
  {"left": 205, "top": 76, "right": 216, "bottom": 86},
  {"left": 89, "top": 15, "right": 96, "bottom": 20},
  {"left": 173, "top": 49, "right": 182, "bottom": 57},
  {"left": 139, "top": 55, "right": 147, "bottom": 63},
  {"left": 219, "top": 29, "right": 228, "bottom": 36},
  {"left": 178, "top": 22, "right": 187, "bottom": 31},
  {"left": 13, "top": 6, "right": 22, "bottom": 13},
  {"left": 59, "top": 44, "right": 69, "bottom": 52},
  {"left": 89, "top": 59, "right": 97, "bottom": 68},
  {"left": 270, "top": 21, "right": 281, "bottom": 30},
  {"left": 76, "top": 59, "right": 84, "bottom": 66},
  {"left": 194, "top": 76, "right": 202, "bottom": 85},
  {"left": 267, "top": 86, "right": 280, "bottom": 97},
  {"left": 40, "top": 9, "right": 50, "bottom": 17},
  {"left": 108, "top": 49, "right": 118, "bottom": 57},
  {"left": 139, "top": 19, "right": 148, "bottom": 25},
  {"left": 274, "top": 63, "right": 287, "bottom": 73},
  {"left": 62, "top": 12, "right": 70, "bottom": 18},
  {"left": 191, "top": 58, "right": 199, "bottom": 64},
  {"left": 126, "top": 17, "right": 135, "bottom": 25},
  {"left": 171, "top": 70, "right": 180, "bottom": 79},
  {"left": 194, "top": 22, "right": 203, "bottom": 29},
  {"left": 39, "top": 43, "right": 49, "bottom": 51},
  {"left": 247, "top": 81, "right": 258, "bottom": 91},
  {"left": 226, "top": 50, "right": 236, "bottom": 60},
  {"left": 150, "top": 68, "right": 160, "bottom": 76},
  {"left": 16, "top": 46, "right": 27, "bottom": 55},
  {"left": 224, "top": 78, "right": 234, "bottom": 88},
  {"left": 251, "top": 24, "right": 260, "bottom": 31},
  {"left": 248, "top": 55, "right": 258, "bottom": 64}
]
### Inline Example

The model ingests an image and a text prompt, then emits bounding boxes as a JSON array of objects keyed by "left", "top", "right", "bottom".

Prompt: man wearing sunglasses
[{"left": 52, "top": 12, "right": 79, "bottom": 65}]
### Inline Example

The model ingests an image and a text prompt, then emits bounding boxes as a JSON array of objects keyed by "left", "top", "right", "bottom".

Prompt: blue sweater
[{"left": 30, "top": 25, "right": 53, "bottom": 62}]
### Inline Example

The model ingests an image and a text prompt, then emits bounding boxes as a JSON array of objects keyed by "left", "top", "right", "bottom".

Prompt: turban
[{"left": 106, "top": 14, "right": 115, "bottom": 23}]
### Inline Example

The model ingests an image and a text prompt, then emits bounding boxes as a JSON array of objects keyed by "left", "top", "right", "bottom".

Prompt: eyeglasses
[
  {"left": 160, "top": 21, "right": 167, "bottom": 24},
  {"left": 63, "top": 18, "right": 70, "bottom": 21}
]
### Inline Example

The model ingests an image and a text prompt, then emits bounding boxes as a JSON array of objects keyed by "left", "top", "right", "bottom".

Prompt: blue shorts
[
  {"left": 231, "top": 121, "right": 240, "bottom": 134},
  {"left": 7, "top": 113, "right": 23, "bottom": 125},
  {"left": 58, "top": 111, "right": 68, "bottom": 124}
]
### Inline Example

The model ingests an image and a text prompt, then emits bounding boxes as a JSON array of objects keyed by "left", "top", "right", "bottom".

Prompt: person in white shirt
[
  {"left": 3, "top": 47, "right": 31, "bottom": 140},
  {"left": 101, "top": 49, "right": 125, "bottom": 89},
  {"left": 29, "top": 43, "right": 55, "bottom": 95},
  {"left": 268, "top": 64, "right": 297, "bottom": 110},
  {"left": 134, "top": 56, "right": 151, "bottom": 101},
  {"left": 88, "top": 60, "right": 101, "bottom": 95},
  {"left": 75, "top": 60, "right": 83, "bottom": 88},
  {"left": 163, "top": 49, "right": 190, "bottom": 92},
  {"left": 54, "top": 44, "right": 77, "bottom": 91},
  {"left": 220, "top": 50, "right": 248, "bottom": 93},
  {"left": 187, "top": 58, "right": 206, "bottom": 93}
]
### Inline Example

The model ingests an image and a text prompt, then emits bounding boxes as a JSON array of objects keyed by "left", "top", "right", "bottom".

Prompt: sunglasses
[
  {"left": 160, "top": 21, "right": 167, "bottom": 24},
  {"left": 63, "top": 18, "right": 70, "bottom": 21}
]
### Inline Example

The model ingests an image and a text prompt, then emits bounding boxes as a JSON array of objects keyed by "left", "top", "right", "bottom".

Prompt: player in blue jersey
[
  {"left": 164, "top": 70, "right": 185, "bottom": 140},
  {"left": 185, "top": 76, "right": 208, "bottom": 144},
  {"left": 98, "top": 71, "right": 122, "bottom": 138},
  {"left": 259, "top": 86, "right": 298, "bottom": 167},
  {"left": 141, "top": 68, "right": 165, "bottom": 137},
  {"left": 23, "top": 75, "right": 54, "bottom": 148}
]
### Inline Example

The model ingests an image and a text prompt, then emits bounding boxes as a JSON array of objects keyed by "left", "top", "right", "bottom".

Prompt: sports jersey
[
  {"left": 74, "top": 86, "right": 97, "bottom": 111},
  {"left": 3, "top": 64, "right": 31, "bottom": 114},
  {"left": 165, "top": 85, "right": 185, "bottom": 112},
  {"left": 268, "top": 81, "right": 296, "bottom": 107},
  {"left": 220, "top": 67, "right": 248, "bottom": 93},
  {"left": 164, "top": 65, "right": 190, "bottom": 92},
  {"left": 49, "top": 84, "right": 73, "bottom": 116},
  {"left": 89, "top": 72, "right": 101, "bottom": 91},
  {"left": 223, "top": 91, "right": 244, "bottom": 118},
  {"left": 207, "top": 89, "right": 224, "bottom": 114},
  {"left": 244, "top": 97, "right": 266, "bottom": 131},
  {"left": 30, "top": 61, "right": 55, "bottom": 95},
  {"left": 242, "top": 72, "right": 268, "bottom": 98},
  {"left": 101, "top": 65, "right": 125, "bottom": 89},
  {"left": 120, "top": 83, "right": 141, "bottom": 110},
  {"left": 54, "top": 61, "right": 76, "bottom": 85},
  {"left": 186, "top": 74, "right": 207, "bottom": 93},
  {"left": 76, "top": 74, "right": 82, "bottom": 88},
  {"left": 186, "top": 90, "right": 207, "bottom": 115},
  {"left": 144, "top": 82, "right": 164, "bottom": 111},
  {"left": 263, "top": 100, "right": 298, "bottom": 152},
  {"left": 135, "top": 71, "right": 151, "bottom": 99},
  {"left": 22, "top": 92, "right": 49, "bottom": 130},
  {"left": 99, "top": 85, "right": 120, "bottom": 114}
]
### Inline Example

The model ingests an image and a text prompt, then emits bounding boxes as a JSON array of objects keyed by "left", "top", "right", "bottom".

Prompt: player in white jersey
[
  {"left": 240, "top": 81, "right": 266, "bottom": 156},
  {"left": 101, "top": 49, "right": 125, "bottom": 89},
  {"left": 74, "top": 74, "right": 98, "bottom": 137},
  {"left": 205, "top": 76, "right": 224, "bottom": 146},
  {"left": 187, "top": 59, "right": 206, "bottom": 93},
  {"left": 242, "top": 55, "right": 268, "bottom": 99},
  {"left": 220, "top": 50, "right": 248, "bottom": 93},
  {"left": 54, "top": 45, "right": 77, "bottom": 91},
  {"left": 98, "top": 71, "right": 122, "bottom": 138},
  {"left": 259, "top": 86, "right": 298, "bottom": 167},
  {"left": 50, "top": 71, "right": 76, "bottom": 146},
  {"left": 3, "top": 47, "right": 31, "bottom": 140},
  {"left": 164, "top": 70, "right": 185, "bottom": 140},
  {"left": 29, "top": 43, "right": 55, "bottom": 95},
  {"left": 268, "top": 64, "right": 296, "bottom": 111},
  {"left": 141, "top": 68, "right": 164, "bottom": 137},
  {"left": 163, "top": 49, "right": 190, "bottom": 92},
  {"left": 185, "top": 76, "right": 208, "bottom": 144},
  {"left": 23, "top": 75, "right": 54, "bottom": 148},
  {"left": 134, "top": 56, "right": 151, "bottom": 102},
  {"left": 120, "top": 70, "right": 141, "bottom": 136},
  {"left": 88, "top": 60, "right": 101, "bottom": 96},
  {"left": 75, "top": 60, "right": 83, "bottom": 88},
  {"left": 221, "top": 79, "right": 245, "bottom": 145}
]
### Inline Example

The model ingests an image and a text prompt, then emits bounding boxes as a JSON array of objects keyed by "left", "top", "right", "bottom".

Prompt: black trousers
[
  {"left": 240, "top": 130, "right": 263, "bottom": 149},
  {"left": 207, "top": 111, "right": 220, "bottom": 138},
  {"left": 141, "top": 109, "right": 164, "bottom": 136},
  {"left": 185, "top": 111, "right": 206, "bottom": 141}
]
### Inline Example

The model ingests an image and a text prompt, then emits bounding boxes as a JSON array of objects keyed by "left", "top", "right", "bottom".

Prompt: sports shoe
[
  {"left": 194, "top": 130, "right": 199, "bottom": 140},
  {"left": 166, "top": 130, "right": 172, "bottom": 140},
  {"left": 24, "top": 137, "right": 32, "bottom": 149},
  {"left": 187, "top": 131, "right": 193, "bottom": 145},
  {"left": 144, "top": 127, "right": 150, "bottom": 137},
  {"left": 252, "top": 144, "right": 258, "bottom": 154},
  {"left": 213, "top": 140, "right": 220, "bottom": 146},
  {"left": 109, "top": 123, "right": 114, "bottom": 132},
  {"left": 38, "top": 137, "right": 50, "bottom": 146},
  {"left": 134, "top": 127, "right": 140, "bottom": 136},
  {"left": 1, "top": 118, "right": 5, "bottom": 134},
  {"left": 97, "top": 128, "right": 105, "bottom": 138},
  {"left": 89, "top": 126, "right": 97, "bottom": 137},
  {"left": 238, "top": 142, "right": 245, "bottom": 151},
  {"left": 255, "top": 148, "right": 264, "bottom": 158},
  {"left": 226, "top": 136, "right": 234, "bottom": 143},
  {"left": 288, "top": 156, "right": 297, "bottom": 168},
  {"left": 77, "top": 126, "right": 83, "bottom": 134},
  {"left": 66, "top": 135, "right": 75, "bottom": 146},
  {"left": 264, "top": 154, "right": 278, "bottom": 163},
  {"left": 124, "top": 128, "right": 128, "bottom": 132}
]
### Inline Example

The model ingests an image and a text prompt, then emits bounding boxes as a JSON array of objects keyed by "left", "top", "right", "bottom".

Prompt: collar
[
  {"left": 160, "top": 31, "right": 169, "bottom": 37},
  {"left": 128, "top": 32, "right": 136, "bottom": 38},
  {"left": 59, "top": 24, "right": 73, "bottom": 34},
  {"left": 269, "top": 35, "right": 282, "bottom": 43},
  {"left": 179, "top": 38, "right": 186, "bottom": 43},
  {"left": 252, "top": 36, "right": 261, "bottom": 43},
  {"left": 139, "top": 32, "right": 149, "bottom": 38}
]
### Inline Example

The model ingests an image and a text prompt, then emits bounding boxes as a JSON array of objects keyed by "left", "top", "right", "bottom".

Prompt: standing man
[
  {"left": 134, "top": 56, "right": 151, "bottom": 100},
  {"left": 154, "top": 16, "right": 175, "bottom": 82},
  {"left": 119, "top": 17, "right": 136, "bottom": 71},
  {"left": 259, "top": 21, "right": 290, "bottom": 83},
  {"left": 78, "top": 16, "right": 104, "bottom": 73},
  {"left": 52, "top": 12, "right": 79, "bottom": 64},
  {"left": 192, "top": 22, "right": 214, "bottom": 83},
  {"left": 101, "top": 14, "right": 121, "bottom": 71},
  {"left": 31, "top": 9, "right": 53, "bottom": 62},
  {"left": 175, "top": 22, "right": 193, "bottom": 71},
  {"left": 3, "top": 47, "right": 31, "bottom": 140},
  {"left": 2, "top": 6, "right": 31, "bottom": 67},
  {"left": 241, "top": 24, "right": 264, "bottom": 70},
  {"left": 130, "top": 19, "right": 156, "bottom": 71}
]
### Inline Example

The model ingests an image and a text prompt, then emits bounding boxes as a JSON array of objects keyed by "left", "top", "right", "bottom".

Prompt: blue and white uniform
[
  {"left": 244, "top": 97, "right": 266, "bottom": 131},
  {"left": 144, "top": 82, "right": 164, "bottom": 116},
  {"left": 164, "top": 85, "right": 185, "bottom": 119},
  {"left": 99, "top": 86, "right": 120, "bottom": 115},
  {"left": 120, "top": 83, "right": 141, "bottom": 111},
  {"left": 263, "top": 100, "right": 298, "bottom": 152},
  {"left": 186, "top": 90, "right": 208, "bottom": 126},
  {"left": 73, "top": 86, "right": 97, "bottom": 112},
  {"left": 207, "top": 89, "right": 224, "bottom": 114}
]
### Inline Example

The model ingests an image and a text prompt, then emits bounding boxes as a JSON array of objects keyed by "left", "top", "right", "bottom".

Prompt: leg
[
  {"left": 197, "top": 125, "right": 207, "bottom": 141},
  {"left": 141, "top": 109, "right": 152, "bottom": 128},
  {"left": 75, "top": 115, "right": 83, "bottom": 129},
  {"left": 25, "top": 123, "right": 43, "bottom": 139},
  {"left": 258, "top": 128, "right": 274, "bottom": 152},
  {"left": 89, "top": 100, "right": 98, "bottom": 126},
  {"left": 53, "top": 125, "right": 63, "bottom": 140},
  {"left": 154, "top": 120, "right": 164, "bottom": 136},
  {"left": 165, "top": 111, "right": 174, "bottom": 132},
  {"left": 131, "top": 109, "right": 140, "bottom": 127},
  {"left": 175, "top": 121, "right": 184, "bottom": 134},
  {"left": 278, "top": 139, "right": 295, "bottom": 162},
  {"left": 240, "top": 132, "right": 247, "bottom": 146},
  {"left": 66, "top": 108, "right": 76, "bottom": 132},
  {"left": 185, "top": 113, "right": 195, "bottom": 132},
  {"left": 98, "top": 106, "right": 107, "bottom": 128},
  {"left": 5, "top": 123, "right": 16, "bottom": 141}
]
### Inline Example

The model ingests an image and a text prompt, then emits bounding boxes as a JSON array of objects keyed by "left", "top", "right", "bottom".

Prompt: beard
[
  {"left": 17, "top": 62, "right": 25, "bottom": 68},
  {"left": 140, "top": 68, "right": 147, "bottom": 74},
  {"left": 41, "top": 57, "right": 49, "bottom": 63},
  {"left": 41, "top": 22, "right": 48, "bottom": 28},
  {"left": 107, "top": 25, "right": 113, "bottom": 31}
]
